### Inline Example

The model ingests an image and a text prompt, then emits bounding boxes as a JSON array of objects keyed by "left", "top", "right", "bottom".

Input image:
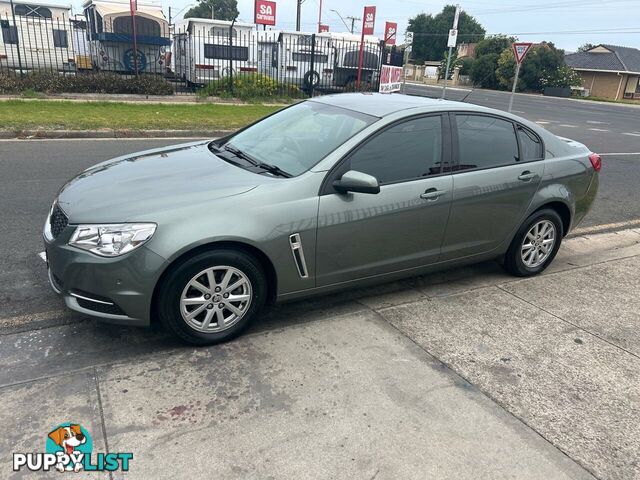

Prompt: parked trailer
[
  {"left": 0, "top": 0, "right": 76, "bottom": 72},
  {"left": 173, "top": 18, "right": 255, "bottom": 86},
  {"left": 329, "top": 32, "right": 382, "bottom": 87},
  {"left": 69, "top": 14, "right": 92, "bottom": 70},
  {"left": 82, "top": 0, "right": 169, "bottom": 74},
  {"left": 256, "top": 30, "right": 333, "bottom": 90}
]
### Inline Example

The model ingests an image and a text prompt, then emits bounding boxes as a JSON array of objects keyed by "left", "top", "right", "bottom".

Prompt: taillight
[{"left": 588, "top": 153, "right": 602, "bottom": 172}]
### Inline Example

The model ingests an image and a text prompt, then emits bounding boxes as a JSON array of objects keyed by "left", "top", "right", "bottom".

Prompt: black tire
[
  {"left": 157, "top": 249, "right": 266, "bottom": 345},
  {"left": 504, "top": 209, "right": 564, "bottom": 277},
  {"left": 303, "top": 70, "right": 321, "bottom": 89}
]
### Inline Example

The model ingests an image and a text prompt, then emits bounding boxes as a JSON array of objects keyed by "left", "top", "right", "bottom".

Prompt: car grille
[{"left": 49, "top": 204, "right": 68, "bottom": 239}]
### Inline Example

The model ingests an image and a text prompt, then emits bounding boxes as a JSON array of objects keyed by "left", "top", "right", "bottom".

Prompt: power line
[{"left": 410, "top": 28, "right": 640, "bottom": 37}]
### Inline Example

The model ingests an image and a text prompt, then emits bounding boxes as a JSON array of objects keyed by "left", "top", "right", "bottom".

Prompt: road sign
[
  {"left": 384, "top": 21, "right": 397, "bottom": 45},
  {"left": 509, "top": 42, "right": 533, "bottom": 112},
  {"left": 452, "top": 5, "right": 460, "bottom": 29},
  {"left": 254, "top": 0, "right": 276, "bottom": 26},
  {"left": 405, "top": 31, "right": 413, "bottom": 45},
  {"left": 513, "top": 42, "right": 533, "bottom": 64},
  {"left": 442, "top": 4, "right": 461, "bottom": 98},
  {"left": 319, "top": 24, "right": 329, "bottom": 32},
  {"left": 362, "top": 6, "right": 376, "bottom": 36},
  {"left": 447, "top": 28, "right": 458, "bottom": 48}
]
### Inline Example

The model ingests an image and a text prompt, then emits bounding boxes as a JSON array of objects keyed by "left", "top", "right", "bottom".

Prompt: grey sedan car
[{"left": 43, "top": 93, "right": 600, "bottom": 344}]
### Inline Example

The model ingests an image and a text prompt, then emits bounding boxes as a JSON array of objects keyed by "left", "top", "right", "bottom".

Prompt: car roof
[{"left": 310, "top": 92, "right": 481, "bottom": 118}]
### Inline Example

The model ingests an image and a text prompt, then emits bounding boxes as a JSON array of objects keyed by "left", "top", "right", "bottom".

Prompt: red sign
[
  {"left": 319, "top": 24, "right": 329, "bottom": 33},
  {"left": 384, "top": 21, "right": 397, "bottom": 45},
  {"left": 362, "top": 6, "right": 376, "bottom": 36},
  {"left": 513, "top": 42, "right": 533, "bottom": 64},
  {"left": 379, "top": 65, "right": 403, "bottom": 93},
  {"left": 255, "top": 0, "right": 276, "bottom": 26}
]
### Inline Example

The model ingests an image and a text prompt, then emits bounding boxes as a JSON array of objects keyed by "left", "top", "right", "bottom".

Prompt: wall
[{"left": 578, "top": 71, "right": 629, "bottom": 100}]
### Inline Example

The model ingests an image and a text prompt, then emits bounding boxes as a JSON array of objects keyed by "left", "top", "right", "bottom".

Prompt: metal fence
[{"left": 0, "top": 12, "right": 402, "bottom": 97}]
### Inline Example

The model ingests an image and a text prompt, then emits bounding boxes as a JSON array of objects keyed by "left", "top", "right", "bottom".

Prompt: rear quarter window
[{"left": 517, "top": 126, "right": 544, "bottom": 160}]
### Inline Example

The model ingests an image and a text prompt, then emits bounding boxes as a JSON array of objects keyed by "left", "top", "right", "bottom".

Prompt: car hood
[{"left": 57, "top": 141, "right": 264, "bottom": 223}]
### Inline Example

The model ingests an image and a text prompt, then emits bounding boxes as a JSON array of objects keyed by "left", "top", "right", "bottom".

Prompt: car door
[
  {"left": 440, "top": 113, "right": 545, "bottom": 260},
  {"left": 315, "top": 114, "right": 453, "bottom": 287}
]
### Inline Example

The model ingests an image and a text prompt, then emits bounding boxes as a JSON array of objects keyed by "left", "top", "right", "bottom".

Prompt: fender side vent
[{"left": 289, "top": 233, "right": 309, "bottom": 278}]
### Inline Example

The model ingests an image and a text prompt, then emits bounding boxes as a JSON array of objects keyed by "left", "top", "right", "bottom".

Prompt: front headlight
[{"left": 68, "top": 223, "right": 156, "bottom": 257}]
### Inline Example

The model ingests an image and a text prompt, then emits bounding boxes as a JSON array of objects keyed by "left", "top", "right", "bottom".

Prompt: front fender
[{"left": 144, "top": 179, "right": 322, "bottom": 296}]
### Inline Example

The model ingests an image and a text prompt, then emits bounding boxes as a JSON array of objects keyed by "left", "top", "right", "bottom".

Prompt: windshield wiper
[
  {"left": 223, "top": 144, "right": 292, "bottom": 178},
  {"left": 254, "top": 162, "right": 292, "bottom": 178}
]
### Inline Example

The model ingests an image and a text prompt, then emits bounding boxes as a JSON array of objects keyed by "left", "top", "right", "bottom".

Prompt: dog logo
[
  {"left": 47, "top": 424, "right": 91, "bottom": 472},
  {"left": 13, "top": 422, "right": 132, "bottom": 473}
]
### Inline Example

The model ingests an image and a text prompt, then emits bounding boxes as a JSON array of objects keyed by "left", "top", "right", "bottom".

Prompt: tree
[
  {"left": 577, "top": 43, "right": 596, "bottom": 52},
  {"left": 185, "top": 0, "right": 238, "bottom": 21},
  {"left": 439, "top": 50, "right": 462, "bottom": 79},
  {"left": 496, "top": 42, "right": 568, "bottom": 92},
  {"left": 459, "top": 57, "right": 474, "bottom": 76},
  {"left": 470, "top": 53, "right": 501, "bottom": 89},
  {"left": 475, "top": 35, "right": 515, "bottom": 57},
  {"left": 407, "top": 5, "right": 485, "bottom": 62}
]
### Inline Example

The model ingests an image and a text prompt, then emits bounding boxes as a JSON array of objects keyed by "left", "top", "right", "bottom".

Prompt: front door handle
[
  {"left": 420, "top": 188, "right": 446, "bottom": 201},
  {"left": 518, "top": 171, "right": 536, "bottom": 182}
]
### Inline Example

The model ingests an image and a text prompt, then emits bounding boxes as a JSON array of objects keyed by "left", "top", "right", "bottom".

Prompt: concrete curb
[{"left": 0, "top": 129, "right": 231, "bottom": 139}]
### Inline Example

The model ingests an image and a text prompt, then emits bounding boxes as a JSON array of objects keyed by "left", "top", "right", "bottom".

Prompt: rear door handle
[
  {"left": 518, "top": 171, "right": 536, "bottom": 182},
  {"left": 420, "top": 188, "right": 446, "bottom": 201}
]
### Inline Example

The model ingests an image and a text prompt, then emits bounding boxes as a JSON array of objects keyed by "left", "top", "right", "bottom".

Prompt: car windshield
[{"left": 220, "top": 101, "right": 377, "bottom": 176}]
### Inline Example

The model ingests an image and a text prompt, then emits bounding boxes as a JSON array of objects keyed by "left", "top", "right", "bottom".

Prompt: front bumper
[{"left": 43, "top": 225, "right": 167, "bottom": 327}]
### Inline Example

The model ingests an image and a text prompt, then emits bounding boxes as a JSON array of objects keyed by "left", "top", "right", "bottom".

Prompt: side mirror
[{"left": 333, "top": 170, "right": 380, "bottom": 194}]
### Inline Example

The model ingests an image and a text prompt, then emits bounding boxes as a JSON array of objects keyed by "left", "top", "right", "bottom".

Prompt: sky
[{"left": 64, "top": 0, "right": 640, "bottom": 52}]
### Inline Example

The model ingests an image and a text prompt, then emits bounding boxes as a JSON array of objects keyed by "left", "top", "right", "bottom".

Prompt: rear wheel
[
  {"left": 504, "top": 209, "right": 563, "bottom": 277},
  {"left": 157, "top": 249, "right": 266, "bottom": 345}
]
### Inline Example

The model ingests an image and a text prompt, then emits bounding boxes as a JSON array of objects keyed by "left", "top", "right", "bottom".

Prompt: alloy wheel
[
  {"left": 179, "top": 266, "right": 253, "bottom": 333},
  {"left": 521, "top": 220, "right": 556, "bottom": 268}
]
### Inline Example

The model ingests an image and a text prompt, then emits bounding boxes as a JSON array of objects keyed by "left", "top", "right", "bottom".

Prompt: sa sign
[
  {"left": 254, "top": 0, "right": 276, "bottom": 26},
  {"left": 384, "top": 22, "right": 397, "bottom": 45},
  {"left": 362, "top": 6, "right": 376, "bottom": 36}
]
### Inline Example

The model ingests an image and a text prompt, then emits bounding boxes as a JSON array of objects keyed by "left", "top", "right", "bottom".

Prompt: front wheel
[
  {"left": 504, "top": 209, "right": 563, "bottom": 277},
  {"left": 157, "top": 249, "right": 266, "bottom": 345}
]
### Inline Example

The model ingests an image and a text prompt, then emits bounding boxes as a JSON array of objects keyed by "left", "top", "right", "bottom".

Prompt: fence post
[
  {"left": 376, "top": 40, "right": 385, "bottom": 92},
  {"left": 8, "top": 0, "right": 24, "bottom": 77},
  {"left": 309, "top": 33, "right": 315, "bottom": 97},
  {"left": 228, "top": 19, "right": 235, "bottom": 96}
]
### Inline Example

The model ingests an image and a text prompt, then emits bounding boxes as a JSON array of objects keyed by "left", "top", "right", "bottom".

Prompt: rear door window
[{"left": 455, "top": 114, "right": 519, "bottom": 171}]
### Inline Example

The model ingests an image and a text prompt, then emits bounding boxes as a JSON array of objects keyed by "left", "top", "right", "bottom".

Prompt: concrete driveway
[{"left": 1, "top": 229, "right": 638, "bottom": 479}]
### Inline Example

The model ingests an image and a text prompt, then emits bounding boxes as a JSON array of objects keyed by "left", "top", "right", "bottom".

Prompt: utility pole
[
  {"left": 346, "top": 16, "right": 360, "bottom": 34},
  {"left": 317, "top": 0, "right": 322, "bottom": 33},
  {"left": 296, "top": 0, "right": 302, "bottom": 31},
  {"left": 211, "top": 5, "right": 214, "bottom": 19}
]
